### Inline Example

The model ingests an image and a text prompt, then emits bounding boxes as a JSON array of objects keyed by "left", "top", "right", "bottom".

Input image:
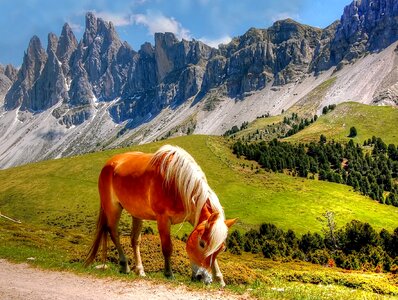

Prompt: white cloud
[
  {"left": 199, "top": 35, "right": 232, "bottom": 48},
  {"left": 131, "top": 11, "right": 192, "bottom": 40},
  {"left": 67, "top": 21, "right": 84, "bottom": 33},
  {"left": 93, "top": 11, "right": 132, "bottom": 26}
]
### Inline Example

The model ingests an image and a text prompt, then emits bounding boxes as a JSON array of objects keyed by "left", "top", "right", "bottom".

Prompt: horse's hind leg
[
  {"left": 107, "top": 205, "right": 130, "bottom": 274},
  {"left": 131, "top": 217, "right": 146, "bottom": 276}
]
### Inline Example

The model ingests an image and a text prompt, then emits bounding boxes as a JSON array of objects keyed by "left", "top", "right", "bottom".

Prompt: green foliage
[
  {"left": 233, "top": 135, "right": 398, "bottom": 207},
  {"left": 322, "top": 104, "right": 336, "bottom": 115},
  {"left": 348, "top": 126, "right": 357, "bottom": 138},
  {"left": 223, "top": 122, "right": 249, "bottom": 137},
  {"left": 228, "top": 219, "right": 398, "bottom": 274},
  {"left": 287, "top": 102, "right": 398, "bottom": 145}
]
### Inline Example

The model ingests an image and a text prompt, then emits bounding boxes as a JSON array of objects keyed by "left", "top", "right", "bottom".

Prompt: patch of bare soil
[{"left": 0, "top": 259, "right": 250, "bottom": 300}]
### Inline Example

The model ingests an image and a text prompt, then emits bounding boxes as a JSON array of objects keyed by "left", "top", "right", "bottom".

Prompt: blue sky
[{"left": 0, "top": 0, "right": 351, "bottom": 66}]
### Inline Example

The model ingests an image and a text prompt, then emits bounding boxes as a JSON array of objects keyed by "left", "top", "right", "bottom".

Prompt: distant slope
[
  {"left": 285, "top": 102, "right": 398, "bottom": 145},
  {"left": 0, "top": 135, "right": 397, "bottom": 235}
]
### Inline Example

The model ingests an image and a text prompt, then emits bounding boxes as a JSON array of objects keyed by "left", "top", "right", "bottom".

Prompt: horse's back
[
  {"left": 99, "top": 149, "right": 187, "bottom": 222},
  {"left": 104, "top": 151, "right": 154, "bottom": 177}
]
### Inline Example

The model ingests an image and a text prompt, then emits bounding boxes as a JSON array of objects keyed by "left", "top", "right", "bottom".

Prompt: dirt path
[{"left": 0, "top": 259, "right": 250, "bottom": 300}]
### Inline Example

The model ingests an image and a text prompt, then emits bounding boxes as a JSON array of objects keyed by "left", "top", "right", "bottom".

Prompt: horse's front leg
[
  {"left": 212, "top": 259, "right": 226, "bottom": 288},
  {"left": 156, "top": 215, "right": 173, "bottom": 278}
]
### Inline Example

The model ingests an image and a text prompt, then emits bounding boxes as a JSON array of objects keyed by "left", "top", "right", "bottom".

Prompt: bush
[
  {"left": 342, "top": 254, "right": 361, "bottom": 270},
  {"left": 349, "top": 126, "right": 357, "bottom": 138},
  {"left": 143, "top": 226, "right": 154, "bottom": 235},
  {"left": 338, "top": 220, "right": 380, "bottom": 253},
  {"left": 308, "top": 249, "right": 330, "bottom": 265},
  {"left": 299, "top": 232, "right": 324, "bottom": 253},
  {"left": 227, "top": 230, "right": 243, "bottom": 249},
  {"left": 262, "top": 240, "right": 280, "bottom": 259}
]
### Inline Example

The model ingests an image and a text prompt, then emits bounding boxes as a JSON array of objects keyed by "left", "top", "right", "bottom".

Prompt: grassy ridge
[{"left": 285, "top": 102, "right": 398, "bottom": 145}]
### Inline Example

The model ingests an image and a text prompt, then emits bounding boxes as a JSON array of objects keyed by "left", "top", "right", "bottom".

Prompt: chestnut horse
[{"left": 85, "top": 145, "right": 236, "bottom": 286}]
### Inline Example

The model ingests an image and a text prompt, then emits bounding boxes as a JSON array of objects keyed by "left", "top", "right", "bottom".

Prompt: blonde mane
[{"left": 150, "top": 145, "right": 225, "bottom": 227}]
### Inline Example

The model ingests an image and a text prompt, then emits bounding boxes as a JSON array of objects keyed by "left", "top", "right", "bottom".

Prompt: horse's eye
[{"left": 199, "top": 240, "right": 205, "bottom": 248}]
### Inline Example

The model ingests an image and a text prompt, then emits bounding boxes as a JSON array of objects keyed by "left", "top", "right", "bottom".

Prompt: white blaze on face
[{"left": 203, "top": 217, "right": 228, "bottom": 258}]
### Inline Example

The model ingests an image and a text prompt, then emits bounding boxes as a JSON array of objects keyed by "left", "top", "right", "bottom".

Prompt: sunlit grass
[{"left": 1, "top": 134, "right": 398, "bottom": 299}]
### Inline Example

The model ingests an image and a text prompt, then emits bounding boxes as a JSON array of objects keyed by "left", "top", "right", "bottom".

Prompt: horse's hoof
[
  {"left": 134, "top": 267, "right": 146, "bottom": 277},
  {"left": 119, "top": 262, "right": 131, "bottom": 274},
  {"left": 164, "top": 271, "right": 174, "bottom": 279}
]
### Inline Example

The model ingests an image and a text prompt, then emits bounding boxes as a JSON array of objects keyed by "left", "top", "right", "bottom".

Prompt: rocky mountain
[
  {"left": 0, "top": 64, "right": 17, "bottom": 105},
  {"left": 0, "top": 0, "right": 397, "bottom": 168}
]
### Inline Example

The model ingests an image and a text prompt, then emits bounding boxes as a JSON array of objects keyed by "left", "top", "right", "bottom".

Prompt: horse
[{"left": 84, "top": 144, "right": 236, "bottom": 286}]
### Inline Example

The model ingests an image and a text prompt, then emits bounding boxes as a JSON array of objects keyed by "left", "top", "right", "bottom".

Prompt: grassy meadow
[
  {"left": 285, "top": 102, "right": 398, "bottom": 145},
  {"left": 1, "top": 103, "right": 398, "bottom": 298}
]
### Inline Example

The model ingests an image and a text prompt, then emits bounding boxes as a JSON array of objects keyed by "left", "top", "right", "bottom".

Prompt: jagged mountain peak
[
  {"left": 47, "top": 32, "right": 59, "bottom": 54},
  {"left": 1, "top": 1, "right": 398, "bottom": 169},
  {"left": 57, "top": 23, "right": 77, "bottom": 74},
  {"left": 1, "top": 64, "right": 17, "bottom": 82},
  {"left": 331, "top": 0, "right": 398, "bottom": 63},
  {"left": 27, "top": 35, "right": 43, "bottom": 51},
  {"left": 82, "top": 12, "right": 122, "bottom": 48}
]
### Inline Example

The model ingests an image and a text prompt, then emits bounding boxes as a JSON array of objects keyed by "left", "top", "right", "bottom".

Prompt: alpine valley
[{"left": 0, "top": 0, "right": 397, "bottom": 169}]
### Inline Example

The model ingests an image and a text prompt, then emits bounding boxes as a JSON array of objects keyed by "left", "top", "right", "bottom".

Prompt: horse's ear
[
  {"left": 208, "top": 212, "right": 219, "bottom": 223},
  {"left": 225, "top": 218, "right": 238, "bottom": 228},
  {"left": 205, "top": 212, "right": 219, "bottom": 229}
]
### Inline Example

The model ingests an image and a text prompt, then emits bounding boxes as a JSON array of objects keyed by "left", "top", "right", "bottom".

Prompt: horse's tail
[
  {"left": 85, "top": 165, "right": 114, "bottom": 267},
  {"left": 84, "top": 207, "right": 108, "bottom": 267}
]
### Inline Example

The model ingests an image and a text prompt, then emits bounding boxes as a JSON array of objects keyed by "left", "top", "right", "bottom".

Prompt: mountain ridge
[{"left": 0, "top": 0, "right": 397, "bottom": 169}]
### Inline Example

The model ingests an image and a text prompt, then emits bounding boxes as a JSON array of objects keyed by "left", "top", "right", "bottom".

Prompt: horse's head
[{"left": 186, "top": 212, "right": 237, "bottom": 270}]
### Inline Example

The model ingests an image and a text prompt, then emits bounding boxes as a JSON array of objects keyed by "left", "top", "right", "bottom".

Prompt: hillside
[
  {"left": 1, "top": 0, "right": 398, "bottom": 169},
  {"left": 1, "top": 134, "right": 397, "bottom": 235},
  {"left": 1, "top": 134, "right": 398, "bottom": 299},
  {"left": 285, "top": 102, "right": 398, "bottom": 145}
]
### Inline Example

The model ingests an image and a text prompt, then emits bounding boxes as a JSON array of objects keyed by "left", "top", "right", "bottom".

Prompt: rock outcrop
[
  {"left": 4, "top": 36, "right": 47, "bottom": 110},
  {"left": 0, "top": 65, "right": 14, "bottom": 105},
  {"left": 27, "top": 33, "right": 69, "bottom": 111},
  {"left": 56, "top": 23, "right": 78, "bottom": 79},
  {"left": 330, "top": 0, "right": 398, "bottom": 66},
  {"left": 0, "top": 0, "right": 398, "bottom": 169}
]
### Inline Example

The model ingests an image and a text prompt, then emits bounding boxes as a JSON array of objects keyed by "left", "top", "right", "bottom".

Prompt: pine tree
[{"left": 348, "top": 126, "right": 357, "bottom": 138}]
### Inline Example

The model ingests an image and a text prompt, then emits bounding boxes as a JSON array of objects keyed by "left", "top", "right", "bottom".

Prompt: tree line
[
  {"left": 232, "top": 136, "right": 398, "bottom": 206},
  {"left": 227, "top": 218, "right": 398, "bottom": 272}
]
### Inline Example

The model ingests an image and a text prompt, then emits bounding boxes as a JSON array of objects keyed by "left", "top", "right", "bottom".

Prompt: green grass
[
  {"left": 1, "top": 134, "right": 398, "bottom": 299},
  {"left": 231, "top": 77, "right": 337, "bottom": 141},
  {"left": 1, "top": 134, "right": 397, "bottom": 234},
  {"left": 233, "top": 115, "right": 284, "bottom": 139},
  {"left": 285, "top": 102, "right": 398, "bottom": 145},
  {"left": 288, "top": 77, "right": 337, "bottom": 117}
]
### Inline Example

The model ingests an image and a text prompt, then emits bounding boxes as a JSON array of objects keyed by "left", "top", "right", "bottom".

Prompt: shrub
[
  {"left": 262, "top": 240, "right": 280, "bottom": 259},
  {"left": 299, "top": 232, "right": 324, "bottom": 253},
  {"left": 309, "top": 249, "right": 330, "bottom": 265},
  {"left": 341, "top": 254, "right": 361, "bottom": 270},
  {"left": 349, "top": 126, "right": 357, "bottom": 138},
  {"left": 142, "top": 226, "right": 154, "bottom": 235}
]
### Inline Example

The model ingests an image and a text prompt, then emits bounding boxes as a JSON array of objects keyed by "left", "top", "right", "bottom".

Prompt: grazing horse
[{"left": 85, "top": 145, "right": 236, "bottom": 286}]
